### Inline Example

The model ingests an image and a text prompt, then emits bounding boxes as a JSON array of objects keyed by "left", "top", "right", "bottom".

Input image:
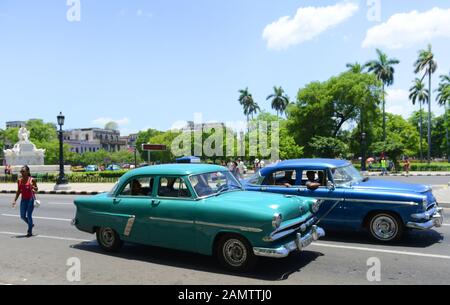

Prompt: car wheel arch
[{"left": 362, "top": 210, "right": 405, "bottom": 229}]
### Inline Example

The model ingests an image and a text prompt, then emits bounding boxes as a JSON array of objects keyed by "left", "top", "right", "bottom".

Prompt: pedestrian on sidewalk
[
  {"left": 11, "top": 165, "right": 38, "bottom": 237},
  {"left": 380, "top": 157, "right": 388, "bottom": 176},
  {"left": 403, "top": 156, "right": 411, "bottom": 176}
]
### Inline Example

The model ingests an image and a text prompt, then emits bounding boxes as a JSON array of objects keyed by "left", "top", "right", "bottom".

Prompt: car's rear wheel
[
  {"left": 96, "top": 227, "right": 123, "bottom": 252},
  {"left": 216, "top": 234, "right": 257, "bottom": 272},
  {"left": 368, "top": 213, "right": 403, "bottom": 242}
]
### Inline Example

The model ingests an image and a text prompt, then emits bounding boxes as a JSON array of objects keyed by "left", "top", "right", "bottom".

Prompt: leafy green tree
[
  {"left": 346, "top": 62, "right": 365, "bottom": 74},
  {"left": 147, "top": 131, "right": 182, "bottom": 163},
  {"left": 287, "top": 72, "right": 380, "bottom": 156},
  {"left": 135, "top": 128, "right": 163, "bottom": 161},
  {"left": 365, "top": 49, "right": 400, "bottom": 141},
  {"left": 371, "top": 114, "right": 421, "bottom": 166},
  {"left": 409, "top": 78, "right": 428, "bottom": 160},
  {"left": 238, "top": 87, "right": 260, "bottom": 126},
  {"left": 26, "top": 119, "right": 57, "bottom": 142},
  {"left": 309, "top": 136, "right": 350, "bottom": 159},
  {"left": 414, "top": 44, "right": 438, "bottom": 162},
  {"left": 4, "top": 127, "right": 19, "bottom": 144},
  {"left": 266, "top": 86, "right": 290, "bottom": 118},
  {"left": 105, "top": 121, "right": 119, "bottom": 131},
  {"left": 437, "top": 72, "right": 450, "bottom": 161}
]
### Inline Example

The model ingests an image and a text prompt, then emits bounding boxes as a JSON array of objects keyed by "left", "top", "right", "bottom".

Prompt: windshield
[
  {"left": 331, "top": 165, "right": 363, "bottom": 187},
  {"left": 189, "top": 171, "right": 242, "bottom": 198}
]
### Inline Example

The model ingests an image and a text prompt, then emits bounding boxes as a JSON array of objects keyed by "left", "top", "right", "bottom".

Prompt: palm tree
[
  {"left": 414, "top": 44, "right": 438, "bottom": 162},
  {"left": 365, "top": 49, "right": 400, "bottom": 141},
  {"left": 436, "top": 72, "right": 450, "bottom": 162},
  {"left": 346, "top": 62, "right": 365, "bottom": 74},
  {"left": 238, "top": 87, "right": 260, "bottom": 128},
  {"left": 409, "top": 78, "right": 429, "bottom": 161},
  {"left": 266, "top": 86, "right": 290, "bottom": 118}
]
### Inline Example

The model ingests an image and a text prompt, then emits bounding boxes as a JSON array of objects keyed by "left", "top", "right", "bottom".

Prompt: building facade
[{"left": 64, "top": 128, "right": 127, "bottom": 153}]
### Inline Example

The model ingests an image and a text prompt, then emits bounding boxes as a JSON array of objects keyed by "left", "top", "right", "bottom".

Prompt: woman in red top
[{"left": 12, "top": 165, "right": 38, "bottom": 237}]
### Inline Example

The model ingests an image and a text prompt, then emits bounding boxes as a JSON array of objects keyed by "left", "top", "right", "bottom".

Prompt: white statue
[
  {"left": 3, "top": 127, "right": 45, "bottom": 165},
  {"left": 18, "top": 126, "right": 31, "bottom": 143}
]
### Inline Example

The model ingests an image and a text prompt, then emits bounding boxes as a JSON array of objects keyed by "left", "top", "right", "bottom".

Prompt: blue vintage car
[{"left": 242, "top": 159, "right": 444, "bottom": 242}]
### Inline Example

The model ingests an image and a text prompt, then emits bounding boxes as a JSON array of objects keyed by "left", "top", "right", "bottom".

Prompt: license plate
[{"left": 300, "top": 234, "right": 313, "bottom": 248}]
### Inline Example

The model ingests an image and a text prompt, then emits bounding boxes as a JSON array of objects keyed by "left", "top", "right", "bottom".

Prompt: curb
[
  {"left": 363, "top": 173, "right": 450, "bottom": 177},
  {"left": 0, "top": 190, "right": 101, "bottom": 195}
]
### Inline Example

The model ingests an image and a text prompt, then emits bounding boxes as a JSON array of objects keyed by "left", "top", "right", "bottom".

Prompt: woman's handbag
[{"left": 33, "top": 192, "right": 41, "bottom": 208}]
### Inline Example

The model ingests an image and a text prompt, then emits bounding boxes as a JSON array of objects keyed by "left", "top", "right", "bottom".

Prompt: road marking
[
  {"left": 441, "top": 224, "right": 450, "bottom": 226},
  {"left": 1, "top": 214, "right": 72, "bottom": 222},
  {"left": 0, "top": 231, "right": 91, "bottom": 242},
  {"left": 0, "top": 282, "right": 12, "bottom": 285},
  {"left": 45, "top": 202, "right": 73, "bottom": 205},
  {"left": 311, "top": 242, "right": 450, "bottom": 260}
]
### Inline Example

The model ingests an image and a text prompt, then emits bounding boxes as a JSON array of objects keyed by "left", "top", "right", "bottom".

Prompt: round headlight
[
  {"left": 272, "top": 213, "right": 282, "bottom": 229},
  {"left": 422, "top": 198, "right": 428, "bottom": 210},
  {"left": 311, "top": 200, "right": 322, "bottom": 214}
]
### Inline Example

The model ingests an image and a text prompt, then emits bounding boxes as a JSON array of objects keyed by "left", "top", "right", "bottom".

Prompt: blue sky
[{"left": 1, "top": 0, "right": 450, "bottom": 135}]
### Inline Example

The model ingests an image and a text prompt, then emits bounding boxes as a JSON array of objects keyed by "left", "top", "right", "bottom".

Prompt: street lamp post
[
  {"left": 55, "top": 112, "right": 70, "bottom": 190},
  {"left": 361, "top": 132, "right": 367, "bottom": 171}
]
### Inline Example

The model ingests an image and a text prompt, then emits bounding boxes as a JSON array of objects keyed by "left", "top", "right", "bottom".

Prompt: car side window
[
  {"left": 158, "top": 177, "right": 191, "bottom": 198},
  {"left": 300, "top": 170, "right": 327, "bottom": 187},
  {"left": 119, "top": 177, "right": 154, "bottom": 197},
  {"left": 262, "top": 170, "right": 298, "bottom": 187}
]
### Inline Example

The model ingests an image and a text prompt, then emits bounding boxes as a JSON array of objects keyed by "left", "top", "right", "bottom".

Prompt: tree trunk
[
  {"left": 419, "top": 101, "right": 423, "bottom": 161},
  {"left": 446, "top": 102, "right": 450, "bottom": 162},
  {"left": 428, "top": 70, "right": 432, "bottom": 164},
  {"left": 382, "top": 84, "right": 386, "bottom": 142}
]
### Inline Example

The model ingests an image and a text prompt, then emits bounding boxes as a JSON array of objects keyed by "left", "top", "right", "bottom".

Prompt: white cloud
[
  {"left": 385, "top": 89, "right": 413, "bottom": 119},
  {"left": 136, "top": 9, "right": 152, "bottom": 18},
  {"left": 92, "top": 117, "right": 130, "bottom": 127},
  {"left": 262, "top": 2, "right": 359, "bottom": 50},
  {"left": 362, "top": 7, "right": 450, "bottom": 49}
]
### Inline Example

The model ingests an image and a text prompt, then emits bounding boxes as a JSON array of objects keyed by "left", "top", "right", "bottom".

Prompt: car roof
[
  {"left": 260, "top": 158, "right": 351, "bottom": 174},
  {"left": 120, "top": 163, "right": 227, "bottom": 179}
]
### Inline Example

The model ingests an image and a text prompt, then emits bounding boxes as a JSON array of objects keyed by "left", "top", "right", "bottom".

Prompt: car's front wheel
[
  {"left": 216, "top": 234, "right": 257, "bottom": 272},
  {"left": 96, "top": 227, "right": 123, "bottom": 252},
  {"left": 368, "top": 212, "right": 403, "bottom": 242}
]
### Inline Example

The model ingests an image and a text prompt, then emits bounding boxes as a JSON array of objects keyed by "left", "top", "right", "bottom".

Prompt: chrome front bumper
[
  {"left": 253, "top": 225, "right": 325, "bottom": 258},
  {"left": 406, "top": 206, "right": 444, "bottom": 230}
]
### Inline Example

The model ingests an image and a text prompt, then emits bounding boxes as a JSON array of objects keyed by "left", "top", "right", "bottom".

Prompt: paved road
[
  {"left": 370, "top": 175, "right": 450, "bottom": 186},
  {"left": 0, "top": 193, "right": 449, "bottom": 285}
]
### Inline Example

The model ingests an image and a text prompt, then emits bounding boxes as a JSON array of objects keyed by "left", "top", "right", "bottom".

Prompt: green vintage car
[{"left": 72, "top": 164, "right": 325, "bottom": 271}]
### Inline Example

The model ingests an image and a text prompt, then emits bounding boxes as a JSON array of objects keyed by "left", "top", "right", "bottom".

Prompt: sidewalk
[
  {"left": 0, "top": 183, "right": 115, "bottom": 195},
  {"left": 362, "top": 171, "right": 450, "bottom": 177}
]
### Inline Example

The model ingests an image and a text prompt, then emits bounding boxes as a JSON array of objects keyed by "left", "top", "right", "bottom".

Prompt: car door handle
[
  {"left": 260, "top": 187, "right": 267, "bottom": 191},
  {"left": 113, "top": 198, "right": 121, "bottom": 204},
  {"left": 151, "top": 199, "right": 160, "bottom": 206}
]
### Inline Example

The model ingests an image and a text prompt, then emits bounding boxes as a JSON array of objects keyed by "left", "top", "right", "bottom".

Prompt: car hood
[
  {"left": 352, "top": 179, "right": 431, "bottom": 194},
  {"left": 203, "top": 190, "right": 313, "bottom": 220}
]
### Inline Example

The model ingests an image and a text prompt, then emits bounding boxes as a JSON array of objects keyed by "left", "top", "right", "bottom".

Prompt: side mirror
[{"left": 327, "top": 181, "right": 335, "bottom": 191}]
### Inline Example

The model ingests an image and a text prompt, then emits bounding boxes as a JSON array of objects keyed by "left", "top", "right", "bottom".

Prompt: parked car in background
[
  {"left": 241, "top": 159, "right": 444, "bottom": 242},
  {"left": 106, "top": 164, "right": 121, "bottom": 171},
  {"left": 71, "top": 165, "right": 85, "bottom": 172},
  {"left": 72, "top": 164, "right": 325, "bottom": 271},
  {"left": 85, "top": 165, "right": 98, "bottom": 172}
]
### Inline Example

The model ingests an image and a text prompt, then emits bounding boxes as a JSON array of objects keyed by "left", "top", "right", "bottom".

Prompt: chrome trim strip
[
  {"left": 123, "top": 216, "right": 136, "bottom": 237},
  {"left": 195, "top": 221, "right": 262, "bottom": 233},
  {"left": 149, "top": 217, "right": 194, "bottom": 225},
  {"left": 345, "top": 198, "right": 418, "bottom": 206},
  {"left": 148, "top": 217, "right": 262, "bottom": 232}
]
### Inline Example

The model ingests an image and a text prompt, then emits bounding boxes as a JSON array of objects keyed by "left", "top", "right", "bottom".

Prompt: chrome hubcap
[
  {"left": 100, "top": 228, "right": 115, "bottom": 247},
  {"left": 372, "top": 216, "right": 397, "bottom": 240},
  {"left": 223, "top": 239, "right": 247, "bottom": 267}
]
